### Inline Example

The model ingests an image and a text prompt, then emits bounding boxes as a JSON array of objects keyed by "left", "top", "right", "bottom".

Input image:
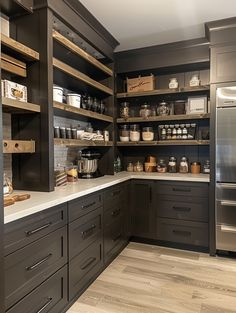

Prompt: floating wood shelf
[
  {"left": 116, "top": 85, "right": 210, "bottom": 99},
  {"left": 53, "top": 58, "right": 113, "bottom": 96},
  {"left": 54, "top": 138, "right": 113, "bottom": 147},
  {"left": 1, "top": 33, "right": 39, "bottom": 61},
  {"left": 117, "top": 113, "right": 210, "bottom": 123},
  {"left": 53, "top": 101, "right": 113, "bottom": 123},
  {"left": 3, "top": 140, "right": 35, "bottom": 153},
  {"left": 117, "top": 140, "right": 210, "bottom": 146},
  {"left": 53, "top": 30, "right": 113, "bottom": 77},
  {"left": 1, "top": 53, "right": 27, "bottom": 77},
  {"left": 2, "top": 97, "right": 40, "bottom": 113}
]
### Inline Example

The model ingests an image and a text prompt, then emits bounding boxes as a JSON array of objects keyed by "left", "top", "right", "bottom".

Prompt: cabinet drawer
[
  {"left": 4, "top": 203, "right": 67, "bottom": 256},
  {"left": 104, "top": 216, "right": 124, "bottom": 256},
  {"left": 103, "top": 184, "right": 125, "bottom": 211},
  {"left": 155, "top": 182, "right": 208, "bottom": 198},
  {"left": 69, "top": 239, "right": 102, "bottom": 301},
  {"left": 68, "top": 193, "right": 102, "bottom": 222},
  {"left": 5, "top": 226, "right": 67, "bottom": 309},
  {"left": 157, "top": 218, "right": 208, "bottom": 247},
  {"left": 157, "top": 197, "right": 209, "bottom": 222},
  {"left": 104, "top": 201, "right": 124, "bottom": 228},
  {"left": 69, "top": 208, "right": 102, "bottom": 260},
  {"left": 7, "top": 266, "right": 67, "bottom": 313}
]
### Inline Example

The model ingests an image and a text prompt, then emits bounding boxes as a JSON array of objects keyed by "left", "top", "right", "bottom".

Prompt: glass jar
[
  {"left": 169, "top": 78, "right": 179, "bottom": 89},
  {"left": 134, "top": 161, "right": 143, "bottom": 172},
  {"left": 3, "top": 173, "right": 13, "bottom": 196},
  {"left": 151, "top": 106, "right": 157, "bottom": 116},
  {"left": 203, "top": 160, "right": 210, "bottom": 174},
  {"left": 191, "top": 162, "right": 201, "bottom": 174},
  {"left": 87, "top": 96, "right": 93, "bottom": 111},
  {"left": 54, "top": 126, "right": 60, "bottom": 138},
  {"left": 157, "top": 101, "right": 170, "bottom": 116},
  {"left": 59, "top": 127, "right": 66, "bottom": 139},
  {"left": 168, "top": 156, "right": 177, "bottom": 173},
  {"left": 189, "top": 74, "right": 200, "bottom": 87},
  {"left": 159, "top": 125, "right": 166, "bottom": 140},
  {"left": 157, "top": 159, "right": 167, "bottom": 173},
  {"left": 127, "top": 161, "right": 134, "bottom": 172},
  {"left": 120, "top": 102, "right": 130, "bottom": 118},
  {"left": 142, "top": 127, "right": 154, "bottom": 141},
  {"left": 65, "top": 163, "right": 78, "bottom": 182},
  {"left": 130, "top": 124, "right": 140, "bottom": 141},
  {"left": 179, "top": 157, "right": 189, "bottom": 173},
  {"left": 167, "top": 125, "right": 172, "bottom": 140},
  {"left": 119, "top": 125, "right": 130, "bottom": 142},
  {"left": 81, "top": 95, "right": 88, "bottom": 109},
  {"left": 66, "top": 127, "right": 72, "bottom": 139},
  {"left": 99, "top": 100, "right": 106, "bottom": 114},
  {"left": 139, "top": 103, "right": 151, "bottom": 118},
  {"left": 92, "top": 98, "right": 99, "bottom": 112}
]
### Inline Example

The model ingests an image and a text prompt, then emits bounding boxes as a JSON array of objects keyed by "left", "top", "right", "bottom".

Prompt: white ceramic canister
[
  {"left": 67, "top": 93, "right": 81, "bottom": 108},
  {"left": 53, "top": 86, "right": 64, "bottom": 103}
]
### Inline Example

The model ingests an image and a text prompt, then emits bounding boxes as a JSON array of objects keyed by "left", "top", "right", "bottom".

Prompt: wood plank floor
[{"left": 67, "top": 243, "right": 236, "bottom": 313}]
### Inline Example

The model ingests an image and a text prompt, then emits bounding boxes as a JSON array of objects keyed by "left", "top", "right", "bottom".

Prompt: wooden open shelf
[
  {"left": 117, "top": 113, "right": 210, "bottom": 123},
  {"left": 53, "top": 101, "right": 113, "bottom": 123},
  {"left": 116, "top": 85, "right": 210, "bottom": 99},
  {"left": 53, "top": 58, "right": 113, "bottom": 96},
  {"left": 53, "top": 30, "right": 113, "bottom": 77},
  {"left": 1, "top": 33, "right": 39, "bottom": 61},
  {"left": 1, "top": 53, "right": 27, "bottom": 77},
  {"left": 2, "top": 97, "right": 40, "bottom": 113},
  {"left": 3, "top": 140, "right": 35, "bottom": 153},
  {"left": 54, "top": 138, "right": 113, "bottom": 147},
  {"left": 117, "top": 140, "right": 210, "bottom": 146}
]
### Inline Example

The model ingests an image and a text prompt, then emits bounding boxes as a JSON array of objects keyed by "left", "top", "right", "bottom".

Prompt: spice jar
[
  {"left": 159, "top": 125, "right": 166, "bottom": 140},
  {"left": 142, "top": 127, "right": 154, "bottom": 141},
  {"left": 157, "top": 159, "right": 167, "bottom": 173},
  {"left": 191, "top": 162, "right": 201, "bottom": 174},
  {"left": 203, "top": 160, "right": 210, "bottom": 174},
  {"left": 120, "top": 102, "right": 130, "bottom": 118},
  {"left": 157, "top": 101, "right": 170, "bottom": 116},
  {"left": 71, "top": 128, "right": 77, "bottom": 139},
  {"left": 60, "top": 127, "right": 66, "bottom": 139},
  {"left": 119, "top": 125, "right": 130, "bottom": 142},
  {"left": 66, "top": 127, "right": 72, "bottom": 139},
  {"left": 127, "top": 161, "right": 134, "bottom": 172},
  {"left": 134, "top": 161, "right": 143, "bottom": 172},
  {"left": 179, "top": 157, "right": 189, "bottom": 173},
  {"left": 139, "top": 103, "right": 151, "bottom": 118},
  {"left": 168, "top": 156, "right": 177, "bottom": 173},
  {"left": 130, "top": 124, "right": 140, "bottom": 141},
  {"left": 54, "top": 126, "right": 60, "bottom": 138}
]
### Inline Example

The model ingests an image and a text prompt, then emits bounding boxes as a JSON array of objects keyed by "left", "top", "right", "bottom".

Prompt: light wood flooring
[{"left": 67, "top": 242, "right": 236, "bottom": 313}]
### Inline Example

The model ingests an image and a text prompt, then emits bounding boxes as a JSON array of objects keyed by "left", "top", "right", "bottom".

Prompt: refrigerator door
[
  {"left": 216, "top": 86, "right": 236, "bottom": 108},
  {"left": 216, "top": 105, "right": 236, "bottom": 183}
]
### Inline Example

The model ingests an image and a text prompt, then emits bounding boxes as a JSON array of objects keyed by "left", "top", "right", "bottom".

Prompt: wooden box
[{"left": 127, "top": 74, "right": 155, "bottom": 93}]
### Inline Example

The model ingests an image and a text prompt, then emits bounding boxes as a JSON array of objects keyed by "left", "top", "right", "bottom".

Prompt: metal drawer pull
[
  {"left": 173, "top": 206, "right": 191, "bottom": 212},
  {"left": 113, "top": 233, "right": 122, "bottom": 242},
  {"left": 221, "top": 225, "right": 236, "bottom": 233},
  {"left": 220, "top": 200, "right": 236, "bottom": 207},
  {"left": 81, "top": 257, "right": 97, "bottom": 270},
  {"left": 173, "top": 230, "right": 191, "bottom": 237},
  {"left": 25, "top": 222, "right": 52, "bottom": 236},
  {"left": 26, "top": 253, "right": 52, "bottom": 271},
  {"left": 82, "top": 201, "right": 96, "bottom": 210},
  {"left": 81, "top": 224, "right": 96, "bottom": 238},
  {"left": 111, "top": 208, "right": 121, "bottom": 216},
  {"left": 36, "top": 297, "right": 53, "bottom": 313},
  {"left": 172, "top": 188, "right": 191, "bottom": 192}
]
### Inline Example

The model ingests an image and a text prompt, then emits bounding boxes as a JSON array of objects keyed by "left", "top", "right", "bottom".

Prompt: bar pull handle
[
  {"left": 81, "top": 224, "right": 96, "bottom": 238},
  {"left": 80, "top": 257, "right": 96, "bottom": 270},
  {"left": 173, "top": 230, "right": 191, "bottom": 237},
  {"left": 220, "top": 200, "right": 236, "bottom": 207},
  {"left": 221, "top": 225, "right": 236, "bottom": 233},
  {"left": 25, "top": 222, "right": 52, "bottom": 236},
  {"left": 36, "top": 297, "right": 53, "bottom": 313},
  {"left": 82, "top": 201, "right": 95, "bottom": 210},
  {"left": 173, "top": 206, "right": 191, "bottom": 212},
  {"left": 26, "top": 253, "right": 52, "bottom": 271}
]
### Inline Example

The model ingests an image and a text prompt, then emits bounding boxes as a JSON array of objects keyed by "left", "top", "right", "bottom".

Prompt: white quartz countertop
[{"left": 4, "top": 172, "right": 210, "bottom": 224}]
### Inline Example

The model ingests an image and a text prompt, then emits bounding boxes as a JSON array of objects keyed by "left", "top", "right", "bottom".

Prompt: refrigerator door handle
[
  {"left": 218, "top": 183, "right": 236, "bottom": 189},
  {"left": 220, "top": 200, "right": 236, "bottom": 206},
  {"left": 221, "top": 225, "right": 236, "bottom": 233}
]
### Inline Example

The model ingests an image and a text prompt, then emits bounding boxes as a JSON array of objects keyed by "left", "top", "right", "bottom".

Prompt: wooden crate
[{"left": 127, "top": 74, "right": 155, "bottom": 93}]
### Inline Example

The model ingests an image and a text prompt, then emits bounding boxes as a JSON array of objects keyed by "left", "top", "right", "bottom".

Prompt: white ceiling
[{"left": 80, "top": 0, "right": 236, "bottom": 52}]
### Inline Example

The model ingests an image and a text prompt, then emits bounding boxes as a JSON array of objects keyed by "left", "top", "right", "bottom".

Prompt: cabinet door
[{"left": 131, "top": 180, "right": 155, "bottom": 239}]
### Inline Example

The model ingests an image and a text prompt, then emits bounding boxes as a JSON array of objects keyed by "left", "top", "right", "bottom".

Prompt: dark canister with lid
[
  {"left": 168, "top": 156, "right": 177, "bottom": 173},
  {"left": 157, "top": 159, "right": 167, "bottom": 173},
  {"left": 174, "top": 100, "right": 186, "bottom": 115}
]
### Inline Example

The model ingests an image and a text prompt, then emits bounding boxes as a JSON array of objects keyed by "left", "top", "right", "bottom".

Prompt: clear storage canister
[
  {"left": 130, "top": 124, "right": 140, "bottom": 141},
  {"left": 119, "top": 124, "right": 130, "bottom": 142},
  {"left": 139, "top": 103, "right": 151, "bottom": 118},
  {"left": 142, "top": 127, "right": 154, "bottom": 141},
  {"left": 120, "top": 102, "right": 130, "bottom": 118}
]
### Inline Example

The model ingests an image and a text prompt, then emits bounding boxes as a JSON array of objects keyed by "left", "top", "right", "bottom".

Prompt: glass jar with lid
[
  {"left": 119, "top": 124, "right": 130, "bottom": 142},
  {"left": 120, "top": 102, "right": 130, "bottom": 118},
  {"left": 191, "top": 162, "right": 201, "bottom": 174},
  {"left": 179, "top": 156, "right": 189, "bottom": 173},
  {"left": 157, "top": 101, "right": 170, "bottom": 116},
  {"left": 139, "top": 103, "right": 151, "bottom": 118},
  {"left": 169, "top": 78, "right": 179, "bottom": 89},
  {"left": 134, "top": 161, "right": 143, "bottom": 172},
  {"left": 203, "top": 160, "right": 210, "bottom": 174},
  {"left": 130, "top": 124, "right": 140, "bottom": 141},
  {"left": 168, "top": 156, "right": 177, "bottom": 173},
  {"left": 127, "top": 161, "right": 134, "bottom": 172},
  {"left": 157, "top": 159, "right": 167, "bottom": 173},
  {"left": 142, "top": 127, "right": 154, "bottom": 141}
]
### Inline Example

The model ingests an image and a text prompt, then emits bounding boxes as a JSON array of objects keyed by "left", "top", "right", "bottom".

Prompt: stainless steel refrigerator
[{"left": 216, "top": 86, "right": 236, "bottom": 251}]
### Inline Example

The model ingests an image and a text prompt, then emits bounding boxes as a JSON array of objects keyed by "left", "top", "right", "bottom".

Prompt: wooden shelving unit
[
  {"left": 53, "top": 58, "right": 113, "bottom": 96},
  {"left": 1, "top": 53, "right": 27, "bottom": 77},
  {"left": 117, "top": 140, "right": 210, "bottom": 146},
  {"left": 54, "top": 138, "right": 113, "bottom": 147},
  {"left": 53, "top": 101, "right": 113, "bottom": 123},
  {"left": 53, "top": 30, "right": 113, "bottom": 77},
  {"left": 2, "top": 97, "right": 40, "bottom": 113},
  {"left": 117, "top": 85, "right": 210, "bottom": 99},
  {"left": 3, "top": 140, "right": 35, "bottom": 153},
  {"left": 117, "top": 113, "right": 210, "bottom": 123},
  {"left": 1, "top": 33, "right": 39, "bottom": 61}
]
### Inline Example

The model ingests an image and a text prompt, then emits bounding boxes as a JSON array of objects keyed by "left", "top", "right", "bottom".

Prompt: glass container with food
[
  {"left": 191, "top": 162, "right": 201, "bottom": 174},
  {"left": 157, "top": 159, "right": 167, "bottom": 173},
  {"left": 179, "top": 157, "right": 189, "bottom": 173},
  {"left": 142, "top": 127, "right": 154, "bottom": 141},
  {"left": 119, "top": 124, "right": 130, "bottom": 142},
  {"left": 157, "top": 101, "right": 170, "bottom": 116},
  {"left": 139, "top": 103, "right": 151, "bottom": 118},
  {"left": 120, "top": 102, "right": 130, "bottom": 118},
  {"left": 130, "top": 124, "right": 140, "bottom": 141},
  {"left": 65, "top": 163, "right": 78, "bottom": 182},
  {"left": 203, "top": 160, "right": 210, "bottom": 174},
  {"left": 168, "top": 156, "right": 177, "bottom": 173}
]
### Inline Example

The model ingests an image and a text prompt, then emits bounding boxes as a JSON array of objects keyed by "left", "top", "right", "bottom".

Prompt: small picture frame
[{"left": 186, "top": 96, "right": 207, "bottom": 114}]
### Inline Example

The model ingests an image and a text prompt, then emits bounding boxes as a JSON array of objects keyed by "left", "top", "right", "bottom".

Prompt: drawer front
[
  {"left": 68, "top": 193, "right": 102, "bottom": 222},
  {"left": 103, "top": 184, "right": 126, "bottom": 211},
  {"left": 69, "top": 239, "right": 102, "bottom": 301},
  {"left": 69, "top": 208, "right": 102, "bottom": 260},
  {"left": 7, "top": 266, "right": 68, "bottom": 313},
  {"left": 4, "top": 203, "right": 67, "bottom": 256},
  {"left": 5, "top": 226, "right": 67, "bottom": 309},
  {"left": 157, "top": 218, "right": 208, "bottom": 247},
  {"left": 104, "top": 217, "right": 124, "bottom": 256},
  {"left": 157, "top": 197, "right": 209, "bottom": 222},
  {"left": 104, "top": 201, "right": 124, "bottom": 228},
  {"left": 155, "top": 182, "right": 208, "bottom": 198}
]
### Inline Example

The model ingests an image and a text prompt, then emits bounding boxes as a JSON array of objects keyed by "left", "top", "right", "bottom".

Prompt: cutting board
[{"left": 4, "top": 194, "right": 31, "bottom": 207}]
